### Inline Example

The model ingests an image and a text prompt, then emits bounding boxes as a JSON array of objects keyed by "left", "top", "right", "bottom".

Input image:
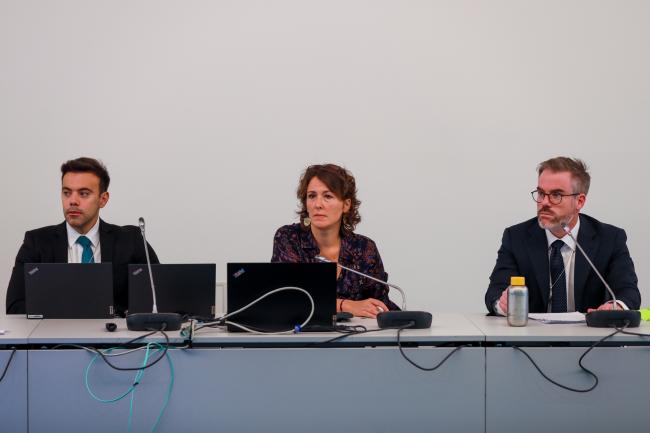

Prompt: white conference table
[{"left": 3, "top": 313, "right": 650, "bottom": 433}]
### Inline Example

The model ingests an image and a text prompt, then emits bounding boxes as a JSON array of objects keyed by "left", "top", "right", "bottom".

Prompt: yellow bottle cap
[{"left": 510, "top": 276, "right": 525, "bottom": 286}]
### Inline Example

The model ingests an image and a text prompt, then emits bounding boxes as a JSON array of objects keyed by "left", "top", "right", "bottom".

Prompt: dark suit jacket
[
  {"left": 485, "top": 214, "right": 640, "bottom": 314},
  {"left": 6, "top": 219, "right": 159, "bottom": 316}
]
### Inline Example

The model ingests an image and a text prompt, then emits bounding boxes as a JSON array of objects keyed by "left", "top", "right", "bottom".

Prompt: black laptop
[
  {"left": 24, "top": 263, "right": 114, "bottom": 319},
  {"left": 226, "top": 262, "right": 337, "bottom": 332},
  {"left": 128, "top": 264, "right": 216, "bottom": 318}
]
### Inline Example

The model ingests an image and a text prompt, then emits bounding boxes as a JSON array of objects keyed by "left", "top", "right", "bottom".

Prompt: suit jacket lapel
[
  {"left": 526, "top": 223, "right": 551, "bottom": 308},
  {"left": 99, "top": 219, "right": 114, "bottom": 263},
  {"left": 574, "top": 215, "right": 598, "bottom": 310},
  {"left": 54, "top": 222, "right": 69, "bottom": 262}
]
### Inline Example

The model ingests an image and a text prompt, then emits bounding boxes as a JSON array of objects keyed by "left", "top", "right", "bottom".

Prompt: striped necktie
[{"left": 550, "top": 239, "right": 567, "bottom": 312}]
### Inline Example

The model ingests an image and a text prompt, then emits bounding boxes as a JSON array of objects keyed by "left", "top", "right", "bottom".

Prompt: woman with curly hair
[{"left": 271, "top": 164, "right": 398, "bottom": 317}]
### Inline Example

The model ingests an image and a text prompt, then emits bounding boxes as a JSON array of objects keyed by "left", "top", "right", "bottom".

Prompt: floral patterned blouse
[{"left": 271, "top": 223, "right": 398, "bottom": 310}]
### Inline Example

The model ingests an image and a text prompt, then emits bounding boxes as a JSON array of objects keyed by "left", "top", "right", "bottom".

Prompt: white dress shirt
[{"left": 66, "top": 219, "right": 101, "bottom": 263}]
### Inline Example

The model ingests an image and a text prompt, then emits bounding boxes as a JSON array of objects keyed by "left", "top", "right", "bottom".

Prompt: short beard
[
  {"left": 537, "top": 216, "right": 555, "bottom": 231},
  {"left": 537, "top": 207, "right": 557, "bottom": 230},
  {"left": 538, "top": 212, "right": 576, "bottom": 232}
]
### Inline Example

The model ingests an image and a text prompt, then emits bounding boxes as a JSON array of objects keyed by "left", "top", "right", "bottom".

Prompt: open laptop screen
[
  {"left": 128, "top": 264, "right": 216, "bottom": 318},
  {"left": 226, "top": 262, "right": 337, "bottom": 332},
  {"left": 24, "top": 263, "right": 114, "bottom": 319}
]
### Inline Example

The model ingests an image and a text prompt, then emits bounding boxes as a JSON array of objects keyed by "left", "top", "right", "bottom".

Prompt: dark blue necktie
[
  {"left": 550, "top": 239, "right": 567, "bottom": 312},
  {"left": 76, "top": 235, "right": 95, "bottom": 264}
]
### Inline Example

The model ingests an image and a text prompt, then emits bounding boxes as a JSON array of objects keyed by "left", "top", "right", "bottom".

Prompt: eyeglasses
[{"left": 530, "top": 189, "right": 580, "bottom": 205}]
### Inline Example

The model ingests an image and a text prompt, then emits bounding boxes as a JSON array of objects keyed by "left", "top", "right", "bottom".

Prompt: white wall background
[{"left": 1, "top": 0, "right": 649, "bottom": 317}]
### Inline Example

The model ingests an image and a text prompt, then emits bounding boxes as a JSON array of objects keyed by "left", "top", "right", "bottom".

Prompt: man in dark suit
[
  {"left": 6, "top": 157, "right": 158, "bottom": 316},
  {"left": 485, "top": 157, "right": 640, "bottom": 315}
]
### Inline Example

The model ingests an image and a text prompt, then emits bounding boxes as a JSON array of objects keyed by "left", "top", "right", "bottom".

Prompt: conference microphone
[
  {"left": 559, "top": 222, "right": 640, "bottom": 328},
  {"left": 126, "top": 217, "right": 182, "bottom": 331},
  {"left": 314, "top": 256, "right": 432, "bottom": 329}
]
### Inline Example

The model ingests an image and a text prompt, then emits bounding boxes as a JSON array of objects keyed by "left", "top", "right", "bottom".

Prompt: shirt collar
[
  {"left": 66, "top": 218, "right": 100, "bottom": 248},
  {"left": 545, "top": 215, "right": 580, "bottom": 251}
]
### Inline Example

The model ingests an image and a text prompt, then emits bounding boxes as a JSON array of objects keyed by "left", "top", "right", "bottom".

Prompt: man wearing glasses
[{"left": 485, "top": 157, "right": 641, "bottom": 315}]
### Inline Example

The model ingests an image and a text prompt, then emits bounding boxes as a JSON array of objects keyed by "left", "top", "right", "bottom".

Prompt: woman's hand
[{"left": 340, "top": 298, "right": 389, "bottom": 318}]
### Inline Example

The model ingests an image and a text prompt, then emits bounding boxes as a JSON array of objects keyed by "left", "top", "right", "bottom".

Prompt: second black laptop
[{"left": 128, "top": 264, "right": 216, "bottom": 318}]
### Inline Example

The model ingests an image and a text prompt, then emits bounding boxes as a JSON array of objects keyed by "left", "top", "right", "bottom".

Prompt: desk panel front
[
  {"left": 0, "top": 316, "right": 40, "bottom": 433},
  {"left": 468, "top": 313, "right": 650, "bottom": 433},
  {"left": 27, "top": 314, "right": 485, "bottom": 433}
]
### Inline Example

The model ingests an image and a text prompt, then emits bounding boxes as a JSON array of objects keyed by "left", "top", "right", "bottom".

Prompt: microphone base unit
[
  {"left": 585, "top": 310, "right": 641, "bottom": 328},
  {"left": 335, "top": 312, "right": 353, "bottom": 322},
  {"left": 126, "top": 312, "right": 183, "bottom": 331},
  {"left": 377, "top": 311, "right": 432, "bottom": 329}
]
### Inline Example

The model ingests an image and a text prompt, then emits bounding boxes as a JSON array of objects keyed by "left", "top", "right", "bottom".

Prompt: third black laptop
[{"left": 226, "top": 262, "right": 337, "bottom": 332}]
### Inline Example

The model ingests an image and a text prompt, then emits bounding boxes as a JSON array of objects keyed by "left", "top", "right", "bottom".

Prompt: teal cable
[
  {"left": 85, "top": 344, "right": 154, "bottom": 433},
  {"left": 84, "top": 342, "right": 174, "bottom": 433},
  {"left": 126, "top": 344, "right": 154, "bottom": 433},
  {"left": 83, "top": 346, "right": 142, "bottom": 403},
  {"left": 148, "top": 349, "right": 175, "bottom": 433}
]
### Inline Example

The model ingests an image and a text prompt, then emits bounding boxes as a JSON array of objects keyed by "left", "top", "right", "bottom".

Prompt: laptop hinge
[{"left": 27, "top": 314, "right": 43, "bottom": 319}]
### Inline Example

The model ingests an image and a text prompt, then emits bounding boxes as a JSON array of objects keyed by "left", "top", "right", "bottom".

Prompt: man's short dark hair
[
  {"left": 60, "top": 157, "right": 110, "bottom": 193},
  {"left": 537, "top": 156, "right": 590, "bottom": 195}
]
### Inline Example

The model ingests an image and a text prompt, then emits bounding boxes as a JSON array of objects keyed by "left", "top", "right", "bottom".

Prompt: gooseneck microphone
[
  {"left": 315, "top": 256, "right": 432, "bottom": 329},
  {"left": 126, "top": 218, "right": 182, "bottom": 332},
  {"left": 139, "top": 217, "right": 159, "bottom": 314},
  {"left": 316, "top": 255, "right": 407, "bottom": 310},
  {"left": 560, "top": 222, "right": 640, "bottom": 328}
]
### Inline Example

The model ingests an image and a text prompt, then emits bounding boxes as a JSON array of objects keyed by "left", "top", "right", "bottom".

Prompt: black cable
[
  {"left": 302, "top": 324, "right": 367, "bottom": 333},
  {"left": 0, "top": 348, "right": 17, "bottom": 383},
  {"left": 196, "top": 314, "right": 468, "bottom": 372},
  {"left": 98, "top": 330, "right": 170, "bottom": 372},
  {"left": 314, "top": 325, "right": 399, "bottom": 345},
  {"left": 338, "top": 324, "right": 368, "bottom": 333},
  {"left": 123, "top": 329, "right": 162, "bottom": 345},
  {"left": 51, "top": 329, "right": 170, "bottom": 372},
  {"left": 396, "top": 326, "right": 467, "bottom": 371},
  {"left": 512, "top": 327, "right": 622, "bottom": 393},
  {"left": 200, "top": 321, "right": 290, "bottom": 334},
  {"left": 190, "top": 315, "right": 383, "bottom": 344},
  {"left": 615, "top": 327, "right": 650, "bottom": 338},
  {"left": 316, "top": 321, "right": 468, "bottom": 371},
  {"left": 193, "top": 319, "right": 367, "bottom": 337}
]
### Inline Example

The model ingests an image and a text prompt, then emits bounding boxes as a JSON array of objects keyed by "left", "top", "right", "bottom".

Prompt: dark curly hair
[{"left": 296, "top": 164, "right": 361, "bottom": 234}]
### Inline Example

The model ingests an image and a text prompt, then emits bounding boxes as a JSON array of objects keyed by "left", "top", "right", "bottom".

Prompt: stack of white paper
[{"left": 528, "top": 312, "right": 586, "bottom": 324}]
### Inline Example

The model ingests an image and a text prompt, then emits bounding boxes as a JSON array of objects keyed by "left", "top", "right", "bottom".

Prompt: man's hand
[
  {"left": 587, "top": 301, "right": 621, "bottom": 313},
  {"left": 498, "top": 289, "right": 508, "bottom": 315}
]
